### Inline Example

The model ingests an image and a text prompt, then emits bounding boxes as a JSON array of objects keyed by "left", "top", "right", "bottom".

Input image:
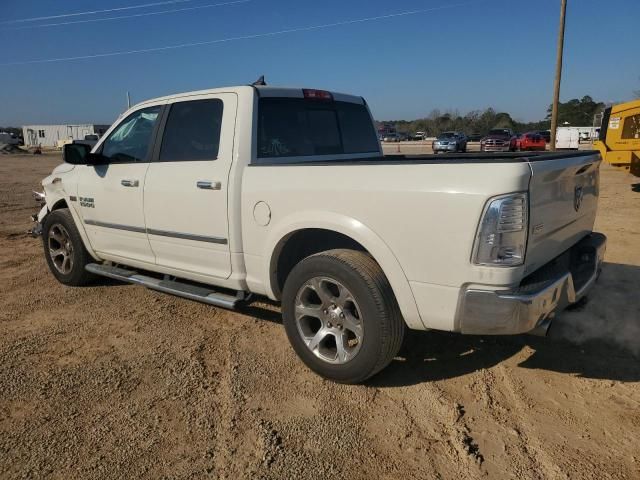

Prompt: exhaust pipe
[{"left": 528, "top": 317, "right": 553, "bottom": 337}]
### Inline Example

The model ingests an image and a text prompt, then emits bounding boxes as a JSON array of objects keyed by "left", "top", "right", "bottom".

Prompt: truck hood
[
  {"left": 42, "top": 163, "right": 74, "bottom": 187},
  {"left": 482, "top": 134, "right": 511, "bottom": 141}
]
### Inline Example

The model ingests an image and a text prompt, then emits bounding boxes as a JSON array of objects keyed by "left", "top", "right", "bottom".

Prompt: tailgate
[{"left": 525, "top": 151, "right": 601, "bottom": 275}]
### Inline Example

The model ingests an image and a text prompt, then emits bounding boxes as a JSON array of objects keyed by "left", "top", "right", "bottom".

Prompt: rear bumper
[{"left": 457, "top": 233, "right": 606, "bottom": 335}]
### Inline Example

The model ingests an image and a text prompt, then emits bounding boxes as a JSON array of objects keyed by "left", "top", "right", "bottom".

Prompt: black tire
[
  {"left": 42, "top": 208, "right": 96, "bottom": 286},
  {"left": 282, "top": 249, "right": 405, "bottom": 384}
]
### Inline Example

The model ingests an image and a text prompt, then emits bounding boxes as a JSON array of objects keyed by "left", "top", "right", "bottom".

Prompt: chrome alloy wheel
[
  {"left": 48, "top": 223, "right": 74, "bottom": 275},
  {"left": 294, "top": 276, "right": 364, "bottom": 364}
]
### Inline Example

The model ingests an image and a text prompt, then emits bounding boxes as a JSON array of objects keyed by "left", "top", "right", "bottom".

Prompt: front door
[
  {"left": 143, "top": 93, "right": 237, "bottom": 278},
  {"left": 77, "top": 104, "right": 163, "bottom": 264}
]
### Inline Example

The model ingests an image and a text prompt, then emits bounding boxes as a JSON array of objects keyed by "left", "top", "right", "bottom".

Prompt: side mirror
[
  {"left": 63, "top": 143, "right": 106, "bottom": 165},
  {"left": 63, "top": 143, "right": 91, "bottom": 165}
]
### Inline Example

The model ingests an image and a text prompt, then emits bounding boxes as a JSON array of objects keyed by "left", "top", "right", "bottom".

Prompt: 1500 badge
[{"left": 79, "top": 196, "right": 94, "bottom": 208}]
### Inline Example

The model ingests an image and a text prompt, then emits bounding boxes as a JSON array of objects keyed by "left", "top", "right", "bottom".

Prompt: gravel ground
[{"left": 1, "top": 154, "right": 639, "bottom": 479}]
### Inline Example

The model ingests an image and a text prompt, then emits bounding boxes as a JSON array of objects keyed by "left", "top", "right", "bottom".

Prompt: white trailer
[
  {"left": 556, "top": 127, "right": 581, "bottom": 149},
  {"left": 22, "top": 124, "right": 110, "bottom": 148}
]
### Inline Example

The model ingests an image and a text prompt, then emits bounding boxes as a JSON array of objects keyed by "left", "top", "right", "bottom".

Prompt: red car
[{"left": 514, "top": 132, "right": 546, "bottom": 151}]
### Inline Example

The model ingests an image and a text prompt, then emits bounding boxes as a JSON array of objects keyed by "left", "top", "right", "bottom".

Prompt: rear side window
[
  {"left": 159, "top": 99, "right": 223, "bottom": 162},
  {"left": 257, "top": 98, "right": 379, "bottom": 159}
]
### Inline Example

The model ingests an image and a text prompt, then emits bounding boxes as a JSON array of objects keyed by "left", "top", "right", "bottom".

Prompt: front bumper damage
[
  {"left": 458, "top": 233, "right": 607, "bottom": 336},
  {"left": 29, "top": 192, "right": 47, "bottom": 237}
]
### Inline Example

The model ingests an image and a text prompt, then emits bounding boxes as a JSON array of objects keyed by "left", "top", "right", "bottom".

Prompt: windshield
[
  {"left": 488, "top": 129, "right": 511, "bottom": 136},
  {"left": 437, "top": 132, "right": 456, "bottom": 139},
  {"left": 257, "top": 98, "right": 379, "bottom": 160}
]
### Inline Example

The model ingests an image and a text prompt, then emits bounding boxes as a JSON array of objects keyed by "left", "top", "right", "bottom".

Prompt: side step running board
[{"left": 86, "top": 263, "right": 240, "bottom": 309}]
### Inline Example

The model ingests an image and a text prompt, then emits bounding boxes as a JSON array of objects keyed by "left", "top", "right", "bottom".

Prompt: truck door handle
[
  {"left": 121, "top": 179, "right": 139, "bottom": 187},
  {"left": 197, "top": 180, "right": 221, "bottom": 190}
]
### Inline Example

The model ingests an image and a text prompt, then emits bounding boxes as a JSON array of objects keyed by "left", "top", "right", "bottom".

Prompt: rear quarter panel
[{"left": 241, "top": 161, "right": 532, "bottom": 329}]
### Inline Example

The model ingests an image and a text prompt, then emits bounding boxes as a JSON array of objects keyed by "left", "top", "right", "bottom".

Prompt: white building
[{"left": 22, "top": 124, "right": 110, "bottom": 148}]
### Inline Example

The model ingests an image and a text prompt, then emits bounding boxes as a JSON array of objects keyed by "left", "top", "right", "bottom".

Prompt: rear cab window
[{"left": 256, "top": 96, "right": 380, "bottom": 162}]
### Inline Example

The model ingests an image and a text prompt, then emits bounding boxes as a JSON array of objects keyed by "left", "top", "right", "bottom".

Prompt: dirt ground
[{"left": 1, "top": 153, "right": 638, "bottom": 480}]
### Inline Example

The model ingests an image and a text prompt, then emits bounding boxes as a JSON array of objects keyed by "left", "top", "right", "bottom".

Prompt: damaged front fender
[{"left": 29, "top": 204, "right": 48, "bottom": 237}]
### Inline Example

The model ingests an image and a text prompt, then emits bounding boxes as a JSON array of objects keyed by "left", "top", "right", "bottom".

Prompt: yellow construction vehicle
[{"left": 593, "top": 99, "right": 640, "bottom": 176}]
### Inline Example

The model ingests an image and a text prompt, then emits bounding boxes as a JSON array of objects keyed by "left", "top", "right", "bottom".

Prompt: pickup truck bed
[{"left": 253, "top": 150, "right": 597, "bottom": 166}]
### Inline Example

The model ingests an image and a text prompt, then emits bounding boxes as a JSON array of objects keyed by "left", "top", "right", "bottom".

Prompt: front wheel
[
  {"left": 282, "top": 249, "right": 405, "bottom": 383},
  {"left": 42, "top": 208, "right": 96, "bottom": 286}
]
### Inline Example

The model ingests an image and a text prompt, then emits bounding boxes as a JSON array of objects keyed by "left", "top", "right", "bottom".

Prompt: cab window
[
  {"left": 257, "top": 98, "right": 379, "bottom": 159},
  {"left": 101, "top": 106, "right": 161, "bottom": 162},
  {"left": 159, "top": 99, "right": 224, "bottom": 162}
]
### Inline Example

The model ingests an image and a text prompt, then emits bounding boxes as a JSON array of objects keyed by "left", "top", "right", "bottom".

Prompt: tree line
[{"left": 378, "top": 96, "right": 606, "bottom": 136}]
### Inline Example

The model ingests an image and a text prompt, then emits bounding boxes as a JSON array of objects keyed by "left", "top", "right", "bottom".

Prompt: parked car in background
[
  {"left": 412, "top": 131, "right": 427, "bottom": 141},
  {"left": 467, "top": 132, "right": 482, "bottom": 142},
  {"left": 382, "top": 133, "right": 400, "bottom": 142},
  {"left": 0, "top": 131, "right": 20, "bottom": 145},
  {"left": 514, "top": 132, "right": 546, "bottom": 151},
  {"left": 432, "top": 131, "right": 467, "bottom": 153},
  {"left": 480, "top": 128, "right": 516, "bottom": 152},
  {"left": 397, "top": 132, "right": 408, "bottom": 142},
  {"left": 538, "top": 130, "right": 551, "bottom": 143}
]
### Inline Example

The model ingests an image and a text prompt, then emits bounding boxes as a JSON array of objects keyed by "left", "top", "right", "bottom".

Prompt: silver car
[{"left": 432, "top": 131, "right": 467, "bottom": 153}]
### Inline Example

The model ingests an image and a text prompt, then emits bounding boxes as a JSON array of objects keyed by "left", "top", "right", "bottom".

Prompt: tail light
[
  {"left": 303, "top": 89, "right": 333, "bottom": 101},
  {"left": 473, "top": 193, "right": 528, "bottom": 266}
]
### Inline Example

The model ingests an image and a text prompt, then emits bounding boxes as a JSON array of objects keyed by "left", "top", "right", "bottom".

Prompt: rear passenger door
[{"left": 143, "top": 93, "right": 237, "bottom": 279}]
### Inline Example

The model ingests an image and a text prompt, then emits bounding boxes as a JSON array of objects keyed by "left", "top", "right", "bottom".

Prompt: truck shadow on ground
[
  {"left": 371, "top": 262, "right": 640, "bottom": 387},
  {"left": 370, "top": 329, "right": 640, "bottom": 388},
  {"left": 87, "top": 262, "right": 640, "bottom": 386}
]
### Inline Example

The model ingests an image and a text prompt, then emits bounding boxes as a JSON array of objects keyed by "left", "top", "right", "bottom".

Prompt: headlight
[{"left": 472, "top": 193, "right": 528, "bottom": 266}]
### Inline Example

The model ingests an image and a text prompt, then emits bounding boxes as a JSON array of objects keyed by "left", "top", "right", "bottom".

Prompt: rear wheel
[
  {"left": 282, "top": 249, "right": 405, "bottom": 383},
  {"left": 43, "top": 209, "right": 96, "bottom": 286}
]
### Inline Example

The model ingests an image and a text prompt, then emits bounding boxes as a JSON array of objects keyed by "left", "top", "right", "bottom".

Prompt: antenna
[
  {"left": 126, "top": 91, "right": 131, "bottom": 108},
  {"left": 252, "top": 75, "right": 266, "bottom": 86}
]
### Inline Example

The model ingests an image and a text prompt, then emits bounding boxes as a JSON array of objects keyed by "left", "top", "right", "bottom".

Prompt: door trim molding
[
  {"left": 147, "top": 228, "right": 228, "bottom": 244},
  {"left": 84, "top": 219, "right": 146, "bottom": 234},
  {"left": 84, "top": 220, "right": 227, "bottom": 244}
]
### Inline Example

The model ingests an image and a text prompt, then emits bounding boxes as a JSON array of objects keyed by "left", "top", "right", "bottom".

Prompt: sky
[{"left": 1, "top": 0, "right": 638, "bottom": 126}]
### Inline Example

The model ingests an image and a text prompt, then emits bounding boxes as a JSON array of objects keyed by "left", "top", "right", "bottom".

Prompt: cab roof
[{"left": 135, "top": 85, "right": 365, "bottom": 109}]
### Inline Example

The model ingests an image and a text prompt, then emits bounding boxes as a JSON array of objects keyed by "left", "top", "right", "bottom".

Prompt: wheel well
[
  {"left": 271, "top": 229, "right": 368, "bottom": 299},
  {"left": 51, "top": 199, "right": 68, "bottom": 211}
]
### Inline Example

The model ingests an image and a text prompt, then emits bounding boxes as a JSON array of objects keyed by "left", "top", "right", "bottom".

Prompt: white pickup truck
[{"left": 34, "top": 84, "right": 606, "bottom": 383}]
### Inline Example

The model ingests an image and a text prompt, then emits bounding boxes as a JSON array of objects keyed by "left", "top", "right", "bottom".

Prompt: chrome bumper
[
  {"left": 458, "top": 233, "right": 607, "bottom": 335},
  {"left": 481, "top": 145, "right": 510, "bottom": 152}
]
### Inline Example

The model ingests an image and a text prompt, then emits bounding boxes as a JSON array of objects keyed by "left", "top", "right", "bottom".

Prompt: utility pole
[
  {"left": 126, "top": 91, "right": 131, "bottom": 109},
  {"left": 550, "top": 0, "right": 567, "bottom": 151}
]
